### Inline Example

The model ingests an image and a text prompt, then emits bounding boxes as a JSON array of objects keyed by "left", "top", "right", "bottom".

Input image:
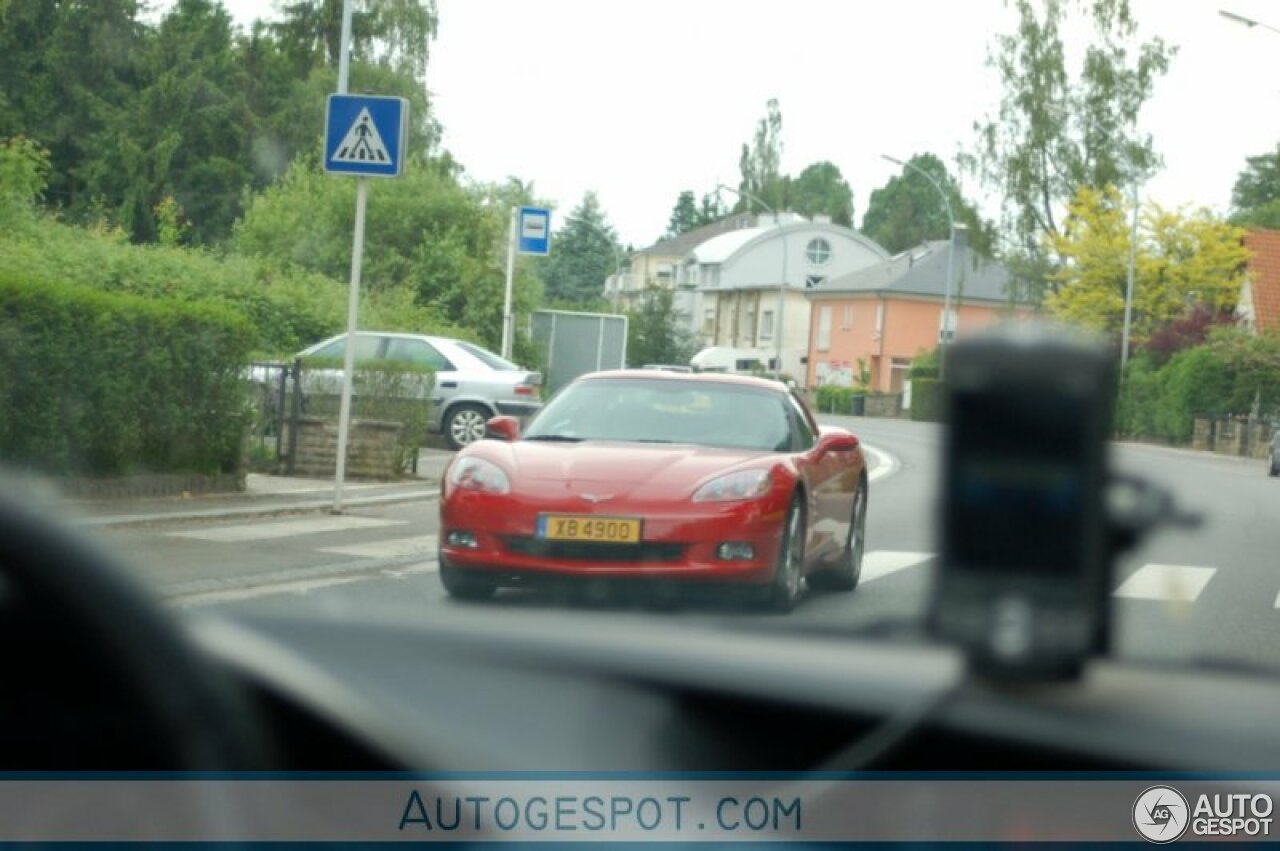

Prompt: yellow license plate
[{"left": 537, "top": 514, "right": 642, "bottom": 544}]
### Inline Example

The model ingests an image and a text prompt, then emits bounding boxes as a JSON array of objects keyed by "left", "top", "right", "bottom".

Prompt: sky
[{"left": 213, "top": 0, "right": 1280, "bottom": 249}]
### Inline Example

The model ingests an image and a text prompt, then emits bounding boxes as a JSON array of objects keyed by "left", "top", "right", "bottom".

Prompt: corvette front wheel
[{"left": 764, "top": 497, "right": 805, "bottom": 613}]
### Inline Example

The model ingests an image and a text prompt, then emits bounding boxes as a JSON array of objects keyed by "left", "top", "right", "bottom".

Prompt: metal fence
[{"left": 247, "top": 359, "right": 302, "bottom": 475}]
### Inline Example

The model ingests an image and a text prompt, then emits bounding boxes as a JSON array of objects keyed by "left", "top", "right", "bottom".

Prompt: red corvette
[{"left": 437, "top": 370, "right": 868, "bottom": 611}]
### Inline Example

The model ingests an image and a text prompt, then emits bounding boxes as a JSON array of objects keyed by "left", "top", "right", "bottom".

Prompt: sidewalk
[{"left": 62, "top": 449, "right": 454, "bottom": 529}]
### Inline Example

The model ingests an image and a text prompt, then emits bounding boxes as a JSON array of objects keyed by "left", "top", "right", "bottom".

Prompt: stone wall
[
  {"left": 1192, "top": 416, "right": 1274, "bottom": 460},
  {"left": 864, "top": 393, "right": 905, "bottom": 419},
  {"left": 290, "top": 416, "right": 407, "bottom": 480}
]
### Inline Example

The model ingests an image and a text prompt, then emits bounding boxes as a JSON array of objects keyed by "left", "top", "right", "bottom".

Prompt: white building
[{"left": 677, "top": 214, "right": 888, "bottom": 378}]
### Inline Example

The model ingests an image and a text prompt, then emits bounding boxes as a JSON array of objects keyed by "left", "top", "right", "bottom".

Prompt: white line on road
[
  {"left": 166, "top": 515, "right": 406, "bottom": 542},
  {"left": 1113, "top": 563, "right": 1217, "bottom": 602},
  {"left": 862, "top": 443, "right": 899, "bottom": 484},
  {"left": 861, "top": 551, "right": 934, "bottom": 583},
  {"left": 172, "top": 560, "right": 439, "bottom": 607},
  {"left": 317, "top": 534, "right": 438, "bottom": 559}
]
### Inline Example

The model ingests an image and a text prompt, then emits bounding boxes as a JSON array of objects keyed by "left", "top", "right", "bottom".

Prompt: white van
[{"left": 690, "top": 346, "right": 777, "bottom": 375}]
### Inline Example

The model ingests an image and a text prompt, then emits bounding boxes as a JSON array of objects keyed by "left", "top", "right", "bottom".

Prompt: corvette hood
[{"left": 505, "top": 441, "right": 772, "bottom": 490}]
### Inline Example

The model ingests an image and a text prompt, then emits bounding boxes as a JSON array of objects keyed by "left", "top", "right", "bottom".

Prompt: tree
[
  {"left": 538, "top": 191, "right": 620, "bottom": 303},
  {"left": 1232, "top": 144, "right": 1280, "bottom": 213},
  {"left": 272, "top": 0, "right": 438, "bottom": 79},
  {"left": 626, "top": 287, "right": 699, "bottom": 368},
  {"left": 786, "top": 161, "right": 853, "bottom": 227},
  {"left": 232, "top": 156, "right": 545, "bottom": 350},
  {"left": 968, "top": 0, "right": 1175, "bottom": 296},
  {"left": 863, "top": 154, "right": 954, "bottom": 254},
  {"left": 698, "top": 190, "right": 726, "bottom": 225},
  {"left": 1229, "top": 144, "right": 1280, "bottom": 228},
  {"left": 737, "top": 98, "right": 785, "bottom": 212},
  {"left": 82, "top": 0, "right": 254, "bottom": 244},
  {"left": 861, "top": 153, "right": 993, "bottom": 256},
  {"left": 1044, "top": 185, "right": 1248, "bottom": 343},
  {"left": 662, "top": 189, "right": 729, "bottom": 239},
  {"left": 665, "top": 190, "right": 701, "bottom": 238},
  {"left": 0, "top": 0, "right": 144, "bottom": 215}
]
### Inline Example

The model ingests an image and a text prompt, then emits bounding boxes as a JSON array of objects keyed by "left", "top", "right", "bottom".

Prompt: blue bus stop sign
[{"left": 518, "top": 206, "right": 552, "bottom": 256}]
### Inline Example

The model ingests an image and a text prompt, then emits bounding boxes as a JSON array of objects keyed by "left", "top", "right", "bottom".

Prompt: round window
[{"left": 806, "top": 237, "right": 832, "bottom": 266}]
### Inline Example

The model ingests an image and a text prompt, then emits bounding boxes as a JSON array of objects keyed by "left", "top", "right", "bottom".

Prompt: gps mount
[{"left": 927, "top": 323, "right": 1201, "bottom": 683}]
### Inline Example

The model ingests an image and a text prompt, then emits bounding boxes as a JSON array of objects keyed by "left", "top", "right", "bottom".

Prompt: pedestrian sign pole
[
  {"left": 502, "top": 205, "right": 552, "bottom": 360},
  {"left": 322, "top": 31, "right": 408, "bottom": 512}
]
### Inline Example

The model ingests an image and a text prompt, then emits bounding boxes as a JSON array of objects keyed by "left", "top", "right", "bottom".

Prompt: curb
[
  {"left": 1115, "top": 441, "right": 1264, "bottom": 465},
  {"left": 77, "top": 488, "right": 440, "bottom": 530}
]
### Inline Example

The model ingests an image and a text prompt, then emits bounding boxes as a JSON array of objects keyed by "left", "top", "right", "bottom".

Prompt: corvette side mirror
[
  {"left": 484, "top": 415, "right": 520, "bottom": 442},
  {"left": 817, "top": 430, "right": 859, "bottom": 454}
]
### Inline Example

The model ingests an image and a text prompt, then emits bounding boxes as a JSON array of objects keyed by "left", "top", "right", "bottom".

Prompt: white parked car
[{"left": 290, "top": 332, "right": 542, "bottom": 449}]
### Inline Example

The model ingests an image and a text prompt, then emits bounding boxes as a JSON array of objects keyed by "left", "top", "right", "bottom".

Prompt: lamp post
[
  {"left": 1220, "top": 9, "right": 1280, "bottom": 35},
  {"left": 882, "top": 154, "right": 956, "bottom": 376},
  {"left": 715, "top": 184, "right": 788, "bottom": 379},
  {"left": 1120, "top": 180, "right": 1140, "bottom": 371},
  {"left": 575, "top": 219, "right": 624, "bottom": 311}
]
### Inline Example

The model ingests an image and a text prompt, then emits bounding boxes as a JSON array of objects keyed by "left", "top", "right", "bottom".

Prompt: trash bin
[{"left": 850, "top": 394, "right": 866, "bottom": 416}]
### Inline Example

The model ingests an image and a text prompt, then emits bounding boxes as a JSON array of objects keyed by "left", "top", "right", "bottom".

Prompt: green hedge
[
  {"left": 0, "top": 216, "right": 473, "bottom": 358},
  {"left": 0, "top": 272, "right": 253, "bottom": 476},
  {"left": 910, "top": 378, "right": 944, "bottom": 422},
  {"left": 808, "top": 383, "right": 870, "bottom": 412}
]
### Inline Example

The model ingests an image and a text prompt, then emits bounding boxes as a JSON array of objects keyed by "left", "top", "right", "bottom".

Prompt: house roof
[
  {"left": 806, "top": 240, "right": 1016, "bottom": 303},
  {"left": 633, "top": 214, "right": 759, "bottom": 259},
  {"left": 1244, "top": 229, "right": 1280, "bottom": 332},
  {"left": 689, "top": 226, "right": 776, "bottom": 263},
  {"left": 689, "top": 220, "right": 890, "bottom": 267}
]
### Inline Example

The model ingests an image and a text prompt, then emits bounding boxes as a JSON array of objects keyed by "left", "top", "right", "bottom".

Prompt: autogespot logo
[{"left": 1134, "top": 786, "right": 1190, "bottom": 843}]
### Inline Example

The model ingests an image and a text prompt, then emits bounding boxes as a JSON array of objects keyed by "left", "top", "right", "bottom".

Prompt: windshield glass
[
  {"left": 524, "top": 378, "right": 792, "bottom": 451},
  {"left": 3, "top": 0, "right": 1280, "bottom": 716},
  {"left": 456, "top": 341, "right": 518, "bottom": 371}
]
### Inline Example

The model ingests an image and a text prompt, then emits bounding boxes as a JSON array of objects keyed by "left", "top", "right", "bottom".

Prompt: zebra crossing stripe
[
  {"left": 1112, "top": 563, "right": 1217, "bottom": 602},
  {"left": 166, "top": 515, "right": 406, "bottom": 542},
  {"left": 318, "top": 535, "right": 439, "bottom": 559},
  {"left": 860, "top": 551, "right": 934, "bottom": 583}
]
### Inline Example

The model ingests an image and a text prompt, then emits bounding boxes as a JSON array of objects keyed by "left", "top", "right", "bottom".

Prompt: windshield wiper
[{"left": 524, "top": 434, "right": 583, "bottom": 442}]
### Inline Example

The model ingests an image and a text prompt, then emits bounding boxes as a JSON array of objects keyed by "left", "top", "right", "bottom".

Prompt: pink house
[{"left": 804, "top": 240, "right": 1022, "bottom": 393}]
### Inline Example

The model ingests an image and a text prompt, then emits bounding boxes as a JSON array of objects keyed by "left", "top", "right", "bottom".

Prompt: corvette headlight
[
  {"left": 448, "top": 457, "right": 511, "bottom": 495},
  {"left": 692, "top": 469, "right": 772, "bottom": 503}
]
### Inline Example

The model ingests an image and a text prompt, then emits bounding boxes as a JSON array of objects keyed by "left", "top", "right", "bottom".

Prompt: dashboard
[{"left": 187, "top": 605, "right": 1280, "bottom": 773}]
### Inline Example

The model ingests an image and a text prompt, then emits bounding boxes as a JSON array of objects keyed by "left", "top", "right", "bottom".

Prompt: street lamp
[
  {"left": 1120, "top": 181, "right": 1140, "bottom": 371},
  {"left": 577, "top": 219, "right": 624, "bottom": 312},
  {"left": 882, "top": 154, "right": 956, "bottom": 376},
  {"left": 715, "top": 184, "right": 788, "bottom": 379},
  {"left": 1220, "top": 9, "right": 1280, "bottom": 35}
]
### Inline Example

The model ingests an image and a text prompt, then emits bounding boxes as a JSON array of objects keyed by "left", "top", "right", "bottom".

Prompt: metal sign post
[
  {"left": 501, "top": 206, "right": 518, "bottom": 360},
  {"left": 333, "top": 178, "right": 368, "bottom": 513},
  {"left": 324, "top": 0, "right": 409, "bottom": 513}
]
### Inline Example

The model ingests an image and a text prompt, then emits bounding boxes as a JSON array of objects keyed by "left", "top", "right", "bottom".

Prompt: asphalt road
[{"left": 88, "top": 416, "right": 1280, "bottom": 671}]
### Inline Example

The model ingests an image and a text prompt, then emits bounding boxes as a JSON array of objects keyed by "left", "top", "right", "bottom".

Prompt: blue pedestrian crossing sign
[
  {"left": 324, "top": 94, "right": 408, "bottom": 178},
  {"left": 518, "top": 206, "right": 552, "bottom": 256}
]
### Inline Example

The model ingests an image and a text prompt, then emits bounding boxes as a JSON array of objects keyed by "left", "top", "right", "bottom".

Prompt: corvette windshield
[{"left": 523, "top": 379, "right": 794, "bottom": 452}]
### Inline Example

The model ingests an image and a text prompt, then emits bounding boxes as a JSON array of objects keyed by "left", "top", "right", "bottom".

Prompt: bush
[
  {"left": 815, "top": 385, "right": 856, "bottom": 414},
  {"left": 910, "top": 378, "right": 943, "bottom": 422},
  {"left": 909, "top": 347, "right": 940, "bottom": 380},
  {"left": 0, "top": 272, "right": 252, "bottom": 476},
  {"left": 0, "top": 215, "right": 472, "bottom": 358},
  {"left": 1116, "top": 354, "right": 1161, "bottom": 438},
  {"left": 1153, "top": 347, "right": 1234, "bottom": 442}
]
